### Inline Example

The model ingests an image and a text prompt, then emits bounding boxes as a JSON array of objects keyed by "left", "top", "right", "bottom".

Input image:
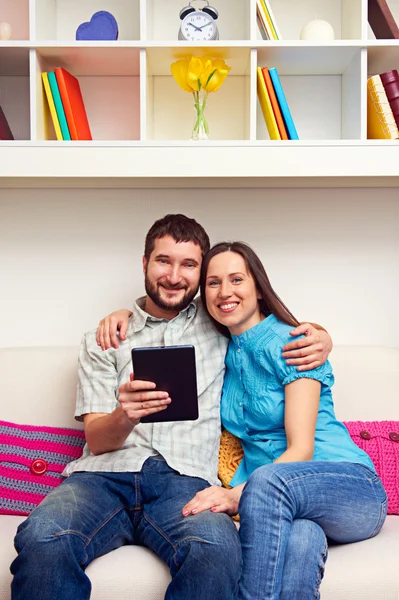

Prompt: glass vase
[{"left": 191, "top": 89, "right": 209, "bottom": 141}]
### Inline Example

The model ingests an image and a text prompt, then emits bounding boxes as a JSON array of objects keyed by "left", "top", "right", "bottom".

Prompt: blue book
[
  {"left": 268, "top": 67, "right": 299, "bottom": 140},
  {"left": 47, "top": 71, "right": 71, "bottom": 140}
]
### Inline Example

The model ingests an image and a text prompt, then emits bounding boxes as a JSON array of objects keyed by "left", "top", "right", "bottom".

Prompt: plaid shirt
[{"left": 63, "top": 297, "right": 228, "bottom": 486}]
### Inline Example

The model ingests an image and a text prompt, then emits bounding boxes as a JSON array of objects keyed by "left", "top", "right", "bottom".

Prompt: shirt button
[
  {"left": 30, "top": 458, "right": 48, "bottom": 476},
  {"left": 239, "top": 402, "right": 243, "bottom": 406},
  {"left": 237, "top": 348, "right": 241, "bottom": 353}
]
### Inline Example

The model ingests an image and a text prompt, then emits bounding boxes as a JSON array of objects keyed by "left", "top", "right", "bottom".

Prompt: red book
[
  {"left": 54, "top": 68, "right": 92, "bottom": 140},
  {"left": 368, "top": 0, "right": 399, "bottom": 39},
  {"left": 380, "top": 70, "right": 399, "bottom": 128},
  {"left": 261, "top": 68, "right": 288, "bottom": 140},
  {"left": 0, "top": 105, "right": 14, "bottom": 140}
]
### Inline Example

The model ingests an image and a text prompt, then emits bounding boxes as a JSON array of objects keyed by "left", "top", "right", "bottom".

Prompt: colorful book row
[
  {"left": 42, "top": 68, "right": 92, "bottom": 141},
  {"left": 257, "top": 66, "right": 298, "bottom": 140},
  {"left": 367, "top": 69, "right": 399, "bottom": 139},
  {"left": 256, "top": 0, "right": 281, "bottom": 41}
]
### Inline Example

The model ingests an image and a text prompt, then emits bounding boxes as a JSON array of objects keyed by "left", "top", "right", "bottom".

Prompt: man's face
[{"left": 143, "top": 235, "right": 202, "bottom": 318}]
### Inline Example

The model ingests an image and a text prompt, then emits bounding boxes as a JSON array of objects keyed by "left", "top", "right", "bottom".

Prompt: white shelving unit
[{"left": 0, "top": 0, "right": 399, "bottom": 184}]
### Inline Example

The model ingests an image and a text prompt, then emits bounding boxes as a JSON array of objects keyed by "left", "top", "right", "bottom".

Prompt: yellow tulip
[
  {"left": 202, "top": 57, "right": 231, "bottom": 92},
  {"left": 186, "top": 56, "right": 204, "bottom": 92},
  {"left": 170, "top": 58, "right": 192, "bottom": 92},
  {"left": 171, "top": 55, "right": 231, "bottom": 94}
]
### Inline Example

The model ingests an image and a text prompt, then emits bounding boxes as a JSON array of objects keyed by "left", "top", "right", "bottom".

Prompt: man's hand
[
  {"left": 97, "top": 309, "right": 133, "bottom": 351},
  {"left": 118, "top": 373, "right": 171, "bottom": 425},
  {"left": 182, "top": 485, "right": 242, "bottom": 517},
  {"left": 282, "top": 323, "right": 333, "bottom": 372}
]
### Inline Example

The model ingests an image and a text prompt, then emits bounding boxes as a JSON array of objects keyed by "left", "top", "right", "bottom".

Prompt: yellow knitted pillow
[{"left": 218, "top": 429, "right": 244, "bottom": 521}]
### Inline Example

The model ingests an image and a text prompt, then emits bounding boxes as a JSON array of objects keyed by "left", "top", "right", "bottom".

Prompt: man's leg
[
  {"left": 11, "top": 472, "right": 138, "bottom": 600},
  {"left": 136, "top": 457, "right": 242, "bottom": 600},
  {"left": 281, "top": 519, "right": 328, "bottom": 600}
]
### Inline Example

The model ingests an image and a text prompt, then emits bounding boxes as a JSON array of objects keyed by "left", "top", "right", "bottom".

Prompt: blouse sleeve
[{"left": 264, "top": 330, "right": 334, "bottom": 388}]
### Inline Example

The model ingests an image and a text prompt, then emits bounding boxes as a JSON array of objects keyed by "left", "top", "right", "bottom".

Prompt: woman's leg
[
  {"left": 281, "top": 519, "right": 328, "bottom": 600},
  {"left": 237, "top": 461, "right": 387, "bottom": 600}
]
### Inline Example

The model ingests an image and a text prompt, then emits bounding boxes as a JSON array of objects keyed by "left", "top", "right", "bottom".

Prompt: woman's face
[{"left": 205, "top": 251, "right": 263, "bottom": 336}]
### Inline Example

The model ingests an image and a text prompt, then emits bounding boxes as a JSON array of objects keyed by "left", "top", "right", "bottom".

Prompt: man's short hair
[{"left": 144, "top": 214, "right": 210, "bottom": 260}]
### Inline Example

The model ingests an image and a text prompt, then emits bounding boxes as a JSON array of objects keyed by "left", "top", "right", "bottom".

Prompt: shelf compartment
[
  {"left": 33, "top": 47, "right": 140, "bottom": 140},
  {"left": 145, "top": 46, "right": 251, "bottom": 141},
  {"left": 259, "top": 0, "right": 364, "bottom": 41},
  {"left": 256, "top": 46, "right": 364, "bottom": 140},
  {"left": 0, "top": 0, "right": 30, "bottom": 40},
  {"left": 145, "top": 0, "right": 251, "bottom": 42},
  {"left": 33, "top": 0, "right": 140, "bottom": 41},
  {"left": 0, "top": 48, "right": 30, "bottom": 140},
  {"left": 368, "top": 43, "right": 399, "bottom": 75}
]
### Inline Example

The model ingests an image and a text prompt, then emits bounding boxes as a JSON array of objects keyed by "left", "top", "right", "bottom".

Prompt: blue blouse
[{"left": 220, "top": 314, "right": 375, "bottom": 486}]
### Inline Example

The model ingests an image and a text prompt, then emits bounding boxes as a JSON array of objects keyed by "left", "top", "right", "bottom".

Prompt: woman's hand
[
  {"left": 182, "top": 485, "right": 243, "bottom": 517},
  {"left": 282, "top": 323, "right": 332, "bottom": 371},
  {"left": 96, "top": 309, "right": 133, "bottom": 350}
]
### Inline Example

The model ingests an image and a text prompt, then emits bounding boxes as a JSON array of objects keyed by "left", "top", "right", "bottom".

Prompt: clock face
[{"left": 181, "top": 11, "right": 217, "bottom": 41}]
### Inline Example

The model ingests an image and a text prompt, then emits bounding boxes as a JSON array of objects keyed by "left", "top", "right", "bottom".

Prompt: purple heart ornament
[{"left": 76, "top": 11, "right": 119, "bottom": 41}]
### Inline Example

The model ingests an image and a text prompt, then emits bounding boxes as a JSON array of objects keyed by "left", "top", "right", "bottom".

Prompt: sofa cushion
[
  {"left": 0, "top": 420, "right": 85, "bottom": 516},
  {"left": 344, "top": 420, "right": 399, "bottom": 514}
]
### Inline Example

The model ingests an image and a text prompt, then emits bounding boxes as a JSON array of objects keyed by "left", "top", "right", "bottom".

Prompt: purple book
[
  {"left": 380, "top": 70, "right": 399, "bottom": 128},
  {"left": 0, "top": 105, "right": 14, "bottom": 140}
]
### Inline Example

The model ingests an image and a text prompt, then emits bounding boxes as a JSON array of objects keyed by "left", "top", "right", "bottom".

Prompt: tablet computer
[{"left": 131, "top": 345, "right": 199, "bottom": 423}]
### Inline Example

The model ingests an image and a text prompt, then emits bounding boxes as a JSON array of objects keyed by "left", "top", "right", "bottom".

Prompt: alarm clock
[{"left": 178, "top": 0, "right": 219, "bottom": 41}]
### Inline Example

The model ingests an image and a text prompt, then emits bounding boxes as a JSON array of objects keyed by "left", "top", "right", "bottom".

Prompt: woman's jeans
[
  {"left": 10, "top": 457, "right": 241, "bottom": 600},
  {"left": 238, "top": 460, "right": 388, "bottom": 600}
]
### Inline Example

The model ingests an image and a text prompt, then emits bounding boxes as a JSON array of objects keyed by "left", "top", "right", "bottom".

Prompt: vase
[{"left": 191, "top": 89, "right": 209, "bottom": 141}]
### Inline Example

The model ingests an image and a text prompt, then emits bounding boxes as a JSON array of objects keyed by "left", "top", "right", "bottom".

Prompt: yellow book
[
  {"left": 41, "top": 72, "right": 63, "bottom": 141},
  {"left": 367, "top": 75, "right": 399, "bottom": 140},
  {"left": 260, "top": 0, "right": 278, "bottom": 40},
  {"left": 257, "top": 67, "right": 281, "bottom": 140}
]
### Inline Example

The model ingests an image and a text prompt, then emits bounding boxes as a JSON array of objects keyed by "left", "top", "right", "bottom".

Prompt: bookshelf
[{"left": 0, "top": 0, "right": 399, "bottom": 184}]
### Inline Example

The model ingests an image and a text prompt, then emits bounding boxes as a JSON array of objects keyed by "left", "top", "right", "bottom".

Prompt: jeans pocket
[{"left": 370, "top": 496, "right": 388, "bottom": 538}]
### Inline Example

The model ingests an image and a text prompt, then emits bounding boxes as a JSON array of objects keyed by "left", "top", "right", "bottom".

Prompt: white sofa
[{"left": 0, "top": 345, "right": 398, "bottom": 600}]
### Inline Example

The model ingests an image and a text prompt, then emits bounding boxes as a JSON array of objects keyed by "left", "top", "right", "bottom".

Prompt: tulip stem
[{"left": 192, "top": 90, "right": 209, "bottom": 140}]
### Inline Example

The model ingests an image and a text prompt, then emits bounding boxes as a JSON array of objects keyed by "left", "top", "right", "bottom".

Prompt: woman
[{"left": 181, "top": 241, "right": 387, "bottom": 600}]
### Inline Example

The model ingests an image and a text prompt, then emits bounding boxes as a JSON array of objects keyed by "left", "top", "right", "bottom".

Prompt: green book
[{"left": 47, "top": 71, "right": 71, "bottom": 140}]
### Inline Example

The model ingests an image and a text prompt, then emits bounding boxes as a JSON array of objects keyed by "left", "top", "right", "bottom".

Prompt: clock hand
[
  {"left": 188, "top": 22, "right": 202, "bottom": 31},
  {"left": 197, "top": 22, "right": 213, "bottom": 30}
]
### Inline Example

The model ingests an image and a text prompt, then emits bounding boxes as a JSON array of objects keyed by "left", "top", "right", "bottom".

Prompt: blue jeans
[
  {"left": 238, "top": 461, "right": 388, "bottom": 600},
  {"left": 10, "top": 457, "right": 241, "bottom": 600}
]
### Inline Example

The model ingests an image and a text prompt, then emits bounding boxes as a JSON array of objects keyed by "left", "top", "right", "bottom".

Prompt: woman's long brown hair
[{"left": 200, "top": 241, "right": 300, "bottom": 338}]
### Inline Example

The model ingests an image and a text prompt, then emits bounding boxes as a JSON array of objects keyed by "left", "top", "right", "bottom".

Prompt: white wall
[{"left": 0, "top": 186, "right": 398, "bottom": 348}]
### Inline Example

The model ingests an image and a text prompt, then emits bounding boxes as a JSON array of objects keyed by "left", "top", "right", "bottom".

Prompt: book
[
  {"left": 368, "top": 0, "right": 399, "bottom": 39},
  {"left": 47, "top": 71, "right": 71, "bottom": 140},
  {"left": 367, "top": 75, "right": 399, "bottom": 139},
  {"left": 261, "top": 67, "right": 288, "bottom": 140},
  {"left": 41, "top": 72, "right": 63, "bottom": 141},
  {"left": 268, "top": 67, "right": 299, "bottom": 140},
  {"left": 262, "top": 0, "right": 282, "bottom": 39},
  {"left": 256, "top": 0, "right": 274, "bottom": 40},
  {"left": 256, "top": 67, "right": 281, "bottom": 140},
  {"left": 380, "top": 70, "right": 399, "bottom": 128},
  {"left": 54, "top": 67, "right": 92, "bottom": 140},
  {"left": 256, "top": 11, "right": 268, "bottom": 40},
  {"left": 0, "top": 105, "right": 14, "bottom": 140}
]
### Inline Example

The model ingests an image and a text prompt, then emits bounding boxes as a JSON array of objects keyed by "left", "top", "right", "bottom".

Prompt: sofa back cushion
[{"left": 0, "top": 345, "right": 397, "bottom": 428}]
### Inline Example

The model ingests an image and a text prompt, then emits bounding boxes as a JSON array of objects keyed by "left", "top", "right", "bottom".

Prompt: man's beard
[{"left": 145, "top": 274, "right": 197, "bottom": 313}]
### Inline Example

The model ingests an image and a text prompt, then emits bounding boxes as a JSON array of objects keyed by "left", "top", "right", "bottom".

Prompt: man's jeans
[
  {"left": 238, "top": 461, "right": 388, "bottom": 600},
  {"left": 10, "top": 457, "right": 242, "bottom": 600}
]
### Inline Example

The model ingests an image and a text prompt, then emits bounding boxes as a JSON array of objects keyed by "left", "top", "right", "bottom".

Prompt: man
[{"left": 11, "top": 214, "right": 332, "bottom": 600}]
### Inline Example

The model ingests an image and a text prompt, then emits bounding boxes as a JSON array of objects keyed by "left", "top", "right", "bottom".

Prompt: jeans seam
[
  {"left": 142, "top": 512, "right": 212, "bottom": 568},
  {"left": 314, "top": 540, "right": 328, "bottom": 600},
  {"left": 54, "top": 504, "right": 126, "bottom": 549}
]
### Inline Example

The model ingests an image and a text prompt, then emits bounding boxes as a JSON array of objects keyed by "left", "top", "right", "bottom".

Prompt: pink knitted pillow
[
  {"left": 0, "top": 420, "right": 86, "bottom": 516},
  {"left": 343, "top": 420, "right": 399, "bottom": 515}
]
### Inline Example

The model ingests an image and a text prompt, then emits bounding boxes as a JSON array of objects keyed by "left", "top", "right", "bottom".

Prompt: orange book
[
  {"left": 54, "top": 68, "right": 92, "bottom": 140},
  {"left": 261, "top": 67, "right": 288, "bottom": 140}
]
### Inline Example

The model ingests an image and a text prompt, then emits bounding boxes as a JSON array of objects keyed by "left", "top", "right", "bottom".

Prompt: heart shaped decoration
[{"left": 76, "top": 10, "right": 119, "bottom": 41}]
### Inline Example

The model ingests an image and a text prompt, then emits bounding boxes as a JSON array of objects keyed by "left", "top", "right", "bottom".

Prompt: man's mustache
[{"left": 159, "top": 283, "right": 187, "bottom": 291}]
